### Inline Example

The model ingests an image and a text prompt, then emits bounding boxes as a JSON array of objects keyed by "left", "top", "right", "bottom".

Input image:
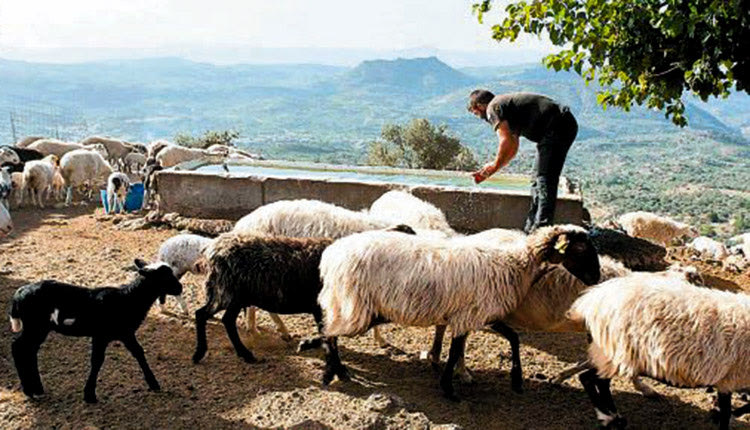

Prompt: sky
[{"left": 0, "top": 0, "right": 555, "bottom": 66}]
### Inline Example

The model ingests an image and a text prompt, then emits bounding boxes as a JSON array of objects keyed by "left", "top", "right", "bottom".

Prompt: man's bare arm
[{"left": 472, "top": 120, "right": 519, "bottom": 183}]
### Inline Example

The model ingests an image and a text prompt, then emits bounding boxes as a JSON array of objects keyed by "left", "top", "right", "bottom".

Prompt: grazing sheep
[
  {"left": 155, "top": 145, "right": 211, "bottom": 168},
  {"left": 126, "top": 141, "right": 148, "bottom": 154},
  {"left": 0, "top": 200, "right": 12, "bottom": 236},
  {"left": 60, "top": 149, "right": 113, "bottom": 205},
  {"left": 688, "top": 236, "right": 729, "bottom": 260},
  {"left": 106, "top": 172, "right": 131, "bottom": 214},
  {"left": 0, "top": 145, "right": 43, "bottom": 162},
  {"left": 156, "top": 234, "right": 214, "bottom": 315},
  {"left": 124, "top": 152, "right": 147, "bottom": 173},
  {"left": 27, "top": 139, "right": 84, "bottom": 158},
  {"left": 15, "top": 136, "right": 45, "bottom": 148},
  {"left": 0, "top": 147, "right": 21, "bottom": 165},
  {"left": 307, "top": 225, "right": 600, "bottom": 399},
  {"left": 369, "top": 190, "right": 456, "bottom": 236},
  {"left": 9, "top": 259, "right": 182, "bottom": 403},
  {"left": 569, "top": 273, "right": 750, "bottom": 429},
  {"left": 20, "top": 155, "right": 57, "bottom": 208},
  {"left": 617, "top": 211, "right": 697, "bottom": 246}
]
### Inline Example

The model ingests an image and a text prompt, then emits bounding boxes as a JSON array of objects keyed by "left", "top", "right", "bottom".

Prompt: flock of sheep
[
  {"left": 5, "top": 185, "right": 750, "bottom": 429},
  {"left": 0, "top": 135, "right": 261, "bottom": 233}
]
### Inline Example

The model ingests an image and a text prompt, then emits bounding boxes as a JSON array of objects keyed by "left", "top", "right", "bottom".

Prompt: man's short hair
[{"left": 468, "top": 89, "right": 495, "bottom": 111}]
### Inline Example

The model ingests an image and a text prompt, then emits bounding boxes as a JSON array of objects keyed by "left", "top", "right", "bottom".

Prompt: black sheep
[
  {"left": 9, "top": 259, "right": 182, "bottom": 403},
  {"left": 1, "top": 145, "right": 43, "bottom": 162}
]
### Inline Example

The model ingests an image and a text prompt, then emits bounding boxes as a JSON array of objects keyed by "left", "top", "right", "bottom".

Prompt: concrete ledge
[{"left": 156, "top": 168, "right": 584, "bottom": 232}]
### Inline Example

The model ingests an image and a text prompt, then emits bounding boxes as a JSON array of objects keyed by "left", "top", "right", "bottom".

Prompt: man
[{"left": 468, "top": 90, "right": 578, "bottom": 233}]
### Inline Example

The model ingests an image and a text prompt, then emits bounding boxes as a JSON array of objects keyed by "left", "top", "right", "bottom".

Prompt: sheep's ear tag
[{"left": 554, "top": 235, "right": 569, "bottom": 255}]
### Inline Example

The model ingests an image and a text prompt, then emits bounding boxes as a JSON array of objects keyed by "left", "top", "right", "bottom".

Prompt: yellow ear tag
[{"left": 554, "top": 235, "right": 569, "bottom": 254}]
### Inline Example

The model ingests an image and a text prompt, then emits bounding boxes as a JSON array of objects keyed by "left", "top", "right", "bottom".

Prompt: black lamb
[{"left": 8, "top": 259, "right": 182, "bottom": 403}]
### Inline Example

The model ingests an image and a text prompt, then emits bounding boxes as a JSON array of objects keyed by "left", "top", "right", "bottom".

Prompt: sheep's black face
[
  {"left": 549, "top": 232, "right": 601, "bottom": 286},
  {"left": 135, "top": 259, "right": 183, "bottom": 297}
]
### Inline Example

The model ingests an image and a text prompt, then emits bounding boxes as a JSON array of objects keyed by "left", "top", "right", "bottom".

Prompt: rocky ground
[{"left": 0, "top": 204, "right": 748, "bottom": 429}]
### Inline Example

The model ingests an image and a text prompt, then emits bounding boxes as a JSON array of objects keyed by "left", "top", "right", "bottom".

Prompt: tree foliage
[
  {"left": 366, "top": 119, "right": 479, "bottom": 171},
  {"left": 473, "top": 0, "right": 750, "bottom": 126},
  {"left": 174, "top": 130, "right": 240, "bottom": 149}
]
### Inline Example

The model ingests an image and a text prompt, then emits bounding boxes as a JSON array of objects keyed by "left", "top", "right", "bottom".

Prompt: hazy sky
[{"left": 0, "top": 0, "right": 555, "bottom": 64}]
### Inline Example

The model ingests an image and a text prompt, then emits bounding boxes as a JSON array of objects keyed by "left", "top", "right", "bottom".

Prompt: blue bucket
[{"left": 100, "top": 182, "right": 144, "bottom": 214}]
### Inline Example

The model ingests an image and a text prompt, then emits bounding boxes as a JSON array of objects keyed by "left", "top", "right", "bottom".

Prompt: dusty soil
[{"left": 0, "top": 205, "right": 748, "bottom": 429}]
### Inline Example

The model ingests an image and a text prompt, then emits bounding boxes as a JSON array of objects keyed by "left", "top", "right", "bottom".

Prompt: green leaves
[{"left": 472, "top": 0, "right": 750, "bottom": 127}]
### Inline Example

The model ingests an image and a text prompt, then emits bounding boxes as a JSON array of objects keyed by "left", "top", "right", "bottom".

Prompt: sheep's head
[
  {"left": 0, "top": 148, "right": 20, "bottom": 165},
  {"left": 134, "top": 258, "right": 183, "bottom": 301},
  {"left": 530, "top": 225, "right": 601, "bottom": 286}
]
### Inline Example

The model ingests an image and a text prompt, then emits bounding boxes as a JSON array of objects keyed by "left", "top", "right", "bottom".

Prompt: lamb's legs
[
  {"left": 553, "top": 359, "right": 591, "bottom": 384},
  {"left": 439, "top": 334, "right": 467, "bottom": 402},
  {"left": 244, "top": 307, "right": 259, "bottom": 336},
  {"left": 268, "top": 313, "right": 291, "bottom": 341},
  {"left": 65, "top": 186, "right": 73, "bottom": 206},
  {"left": 84, "top": 337, "right": 109, "bottom": 403},
  {"left": 579, "top": 368, "right": 625, "bottom": 429},
  {"left": 121, "top": 334, "right": 160, "bottom": 392},
  {"left": 193, "top": 304, "right": 212, "bottom": 363},
  {"left": 491, "top": 321, "right": 523, "bottom": 393},
  {"left": 222, "top": 304, "right": 257, "bottom": 363},
  {"left": 312, "top": 308, "right": 348, "bottom": 384},
  {"left": 717, "top": 392, "right": 732, "bottom": 430},
  {"left": 11, "top": 330, "right": 48, "bottom": 396}
]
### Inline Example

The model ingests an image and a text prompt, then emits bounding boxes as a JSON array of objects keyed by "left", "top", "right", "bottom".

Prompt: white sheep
[
  {"left": 124, "top": 152, "right": 147, "bottom": 173},
  {"left": 106, "top": 172, "right": 131, "bottom": 214},
  {"left": 688, "top": 236, "right": 729, "bottom": 260},
  {"left": 311, "top": 224, "right": 601, "bottom": 398},
  {"left": 0, "top": 147, "right": 21, "bottom": 165},
  {"left": 617, "top": 211, "right": 697, "bottom": 246},
  {"left": 80, "top": 136, "right": 133, "bottom": 168},
  {"left": 0, "top": 200, "right": 12, "bottom": 236},
  {"left": 27, "top": 139, "right": 84, "bottom": 158},
  {"left": 20, "top": 155, "right": 58, "bottom": 208},
  {"left": 568, "top": 273, "right": 750, "bottom": 429},
  {"left": 369, "top": 190, "right": 456, "bottom": 236},
  {"left": 155, "top": 234, "right": 214, "bottom": 316},
  {"left": 60, "top": 149, "right": 113, "bottom": 206},
  {"left": 155, "top": 145, "right": 210, "bottom": 168},
  {"left": 147, "top": 139, "right": 172, "bottom": 160},
  {"left": 15, "top": 136, "right": 45, "bottom": 148}
]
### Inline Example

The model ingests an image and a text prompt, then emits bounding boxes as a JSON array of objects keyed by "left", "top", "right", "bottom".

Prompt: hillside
[{"left": 0, "top": 56, "right": 748, "bottom": 228}]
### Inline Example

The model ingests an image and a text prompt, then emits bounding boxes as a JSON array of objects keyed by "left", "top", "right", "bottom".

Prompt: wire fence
[{"left": 0, "top": 94, "right": 90, "bottom": 143}]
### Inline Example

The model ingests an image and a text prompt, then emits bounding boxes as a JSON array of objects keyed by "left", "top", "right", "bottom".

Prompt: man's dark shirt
[{"left": 486, "top": 92, "right": 566, "bottom": 143}]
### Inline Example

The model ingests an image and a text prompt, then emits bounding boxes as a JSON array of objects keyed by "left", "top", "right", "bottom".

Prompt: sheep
[
  {"left": 0, "top": 200, "right": 11, "bottom": 236},
  {"left": 15, "top": 136, "right": 45, "bottom": 148},
  {"left": 0, "top": 147, "right": 21, "bottom": 165},
  {"left": 0, "top": 168, "right": 12, "bottom": 209},
  {"left": 9, "top": 259, "right": 182, "bottom": 403},
  {"left": 60, "top": 149, "right": 113, "bottom": 205},
  {"left": 80, "top": 136, "right": 133, "bottom": 168},
  {"left": 617, "top": 211, "right": 698, "bottom": 246},
  {"left": 27, "top": 139, "right": 84, "bottom": 158},
  {"left": 568, "top": 273, "right": 750, "bottom": 430},
  {"left": 126, "top": 141, "right": 148, "bottom": 154},
  {"left": 2, "top": 161, "right": 25, "bottom": 174},
  {"left": 86, "top": 143, "right": 109, "bottom": 161},
  {"left": 124, "top": 152, "right": 147, "bottom": 173},
  {"left": 155, "top": 144, "right": 211, "bottom": 168},
  {"left": 106, "top": 172, "right": 131, "bottom": 214},
  {"left": 147, "top": 139, "right": 172, "bottom": 160},
  {"left": 192, "top": 234, "right": 344, "bottom": 381},
  {"left": 587, "top": 226, "right": 669, "bottom": 271},
  {"left": 0, "top": 145, "right": 43, "bottom": 162},
  {"left": 20, "top": 155, "right": 57, "bottom": 208},
  {"left": 369, "top": 190, "right": 456, "bottom": 236},
  {"left": 155, "top": 234, "right": 214, "bottom": 316},
  {"left": 306, "top": 224, "right": 601, "bottom": 399},
  {"left": 10, "top": 172, "right": 23, "bottom": 207},
  {"left": 50, "top": 166, "right": 65, "bottom": 202},
  {"left": 688, "top": 236, "right": 729, "bottom": 260}
]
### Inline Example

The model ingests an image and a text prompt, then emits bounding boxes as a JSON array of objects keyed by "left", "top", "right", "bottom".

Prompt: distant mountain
[{"left": 343, "top": 57, "right": 476, "bottom": 94}]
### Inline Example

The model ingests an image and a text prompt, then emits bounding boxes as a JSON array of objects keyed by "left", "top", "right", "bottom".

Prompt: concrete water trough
[{"left": 156, "top": 157, "right": 585, "bottom": 233}]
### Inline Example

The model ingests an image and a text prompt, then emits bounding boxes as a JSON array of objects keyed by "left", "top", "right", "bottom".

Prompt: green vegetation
[
  {"left": 473, "top": 0, "right": 750, "bottom": 126},
  {"left": 174, "top": 130, "right": 240, "bottom": 149},
  {"left": 366, "top": 119, "right": 478, "bottom": 171}
]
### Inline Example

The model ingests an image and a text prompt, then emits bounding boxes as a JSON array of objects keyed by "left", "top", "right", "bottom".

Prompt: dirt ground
[{"left": 0, "top": 204, "right": 748, "bottom": 429}]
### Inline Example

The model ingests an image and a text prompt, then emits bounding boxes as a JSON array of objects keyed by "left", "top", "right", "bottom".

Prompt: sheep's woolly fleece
[
  {"left": 368, "top": 190, "right": 456, "bottom": 236},
  {"left": 569, "top": 273, "right": 750, "bottom": 392},
  {"left": 318, "top": 225, "right": 585, "bottom": 337}
]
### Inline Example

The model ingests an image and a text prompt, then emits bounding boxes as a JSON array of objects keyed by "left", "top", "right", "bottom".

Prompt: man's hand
[{"left": 472, "top": 162, "right": 498, "bottom": 184}]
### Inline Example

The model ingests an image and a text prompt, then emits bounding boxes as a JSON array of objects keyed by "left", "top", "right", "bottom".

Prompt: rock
[{"left": 365, "top": 392, "right": 404, "bottom": 413}]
